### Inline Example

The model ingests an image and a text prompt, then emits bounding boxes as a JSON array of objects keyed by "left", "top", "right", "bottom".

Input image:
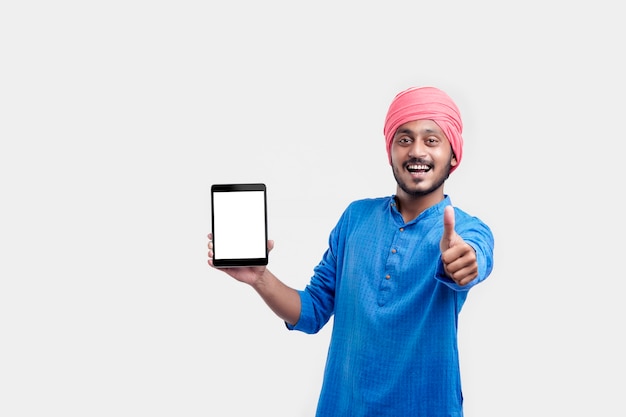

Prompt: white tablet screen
[{"left": 211, "top": 184, "right": 268, "bottom": 267}]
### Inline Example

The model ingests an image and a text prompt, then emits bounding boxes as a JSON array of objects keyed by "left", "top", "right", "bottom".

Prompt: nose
[{"left": 408, "top": 140, "right": 427, "bottom": 158}]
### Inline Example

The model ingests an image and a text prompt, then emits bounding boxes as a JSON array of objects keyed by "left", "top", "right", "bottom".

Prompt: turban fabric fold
[{"left": 383, "top": 86, "right": 464, "bottom": 173}]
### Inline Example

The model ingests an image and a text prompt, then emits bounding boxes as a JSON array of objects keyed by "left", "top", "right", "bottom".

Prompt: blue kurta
[{"left": 288, "top": 195, "right": 494, "bottom": 417}]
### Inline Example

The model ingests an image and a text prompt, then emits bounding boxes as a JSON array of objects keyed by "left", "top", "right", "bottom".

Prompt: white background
[{"left": 1, "top": 1, "right": 624, "bottom": 416}]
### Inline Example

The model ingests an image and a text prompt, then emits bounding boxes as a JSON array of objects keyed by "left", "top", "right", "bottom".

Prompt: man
[{"left": 208, "top": 86, "right": 494, "bottom": 416}]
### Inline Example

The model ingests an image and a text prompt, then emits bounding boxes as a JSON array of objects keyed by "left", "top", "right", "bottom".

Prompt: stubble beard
[{"left": 392, "top": 157, "right": 452, "bottom": 197}]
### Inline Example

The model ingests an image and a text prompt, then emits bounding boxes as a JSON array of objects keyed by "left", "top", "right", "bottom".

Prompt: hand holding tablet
[{"left": 210, "top": 183, "right": 269, "bottom": 267}]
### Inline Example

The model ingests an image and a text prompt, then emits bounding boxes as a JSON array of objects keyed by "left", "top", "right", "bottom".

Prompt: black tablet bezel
[{"left": 210, "top": 183, "right": 268, "bottom": 267}]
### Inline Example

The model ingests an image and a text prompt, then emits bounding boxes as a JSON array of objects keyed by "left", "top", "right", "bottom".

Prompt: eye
[{"left": 397, "top": 137, "right": 412, "bottom": 145}]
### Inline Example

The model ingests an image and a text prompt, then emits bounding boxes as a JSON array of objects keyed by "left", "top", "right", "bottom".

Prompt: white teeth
[{"left": 408, "top": 164, "right": 429, "bottom": 170}]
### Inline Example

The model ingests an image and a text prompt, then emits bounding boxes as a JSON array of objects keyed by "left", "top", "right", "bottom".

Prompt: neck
[{"left": 395, "top": 188, "right": 445, "bottom": 223}]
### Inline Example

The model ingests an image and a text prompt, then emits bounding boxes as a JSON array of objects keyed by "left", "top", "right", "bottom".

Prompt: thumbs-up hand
[{"left": 440, "top": 205, "right": 478, "bottom": 286}]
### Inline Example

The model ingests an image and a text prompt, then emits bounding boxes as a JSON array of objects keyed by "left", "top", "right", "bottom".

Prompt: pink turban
[{"left": 383, "top": 86, "right": 464, "bottom": 173}]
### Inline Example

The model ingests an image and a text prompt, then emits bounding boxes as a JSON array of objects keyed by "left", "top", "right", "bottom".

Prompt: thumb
[{"left": 440, "top": 205, "right": 456, "bottom": 251}]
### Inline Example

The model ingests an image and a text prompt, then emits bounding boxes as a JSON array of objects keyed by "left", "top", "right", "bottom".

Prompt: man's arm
[
  {"left": 208, "top": 234, "right": 301, "bottom": 326},
  {"left": 250, "top": 269, "right": 301, "bottom": 326}
]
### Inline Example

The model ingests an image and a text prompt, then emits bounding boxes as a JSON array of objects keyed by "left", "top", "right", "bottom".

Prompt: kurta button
[
  {"left": 399, "top": 227, "right": 404, "bottom": 232},
  {"left": 391, "top": 249, "right": 397, "bottom": 254},
  {"left": 385, "top": 274, "right": 391, "bottom": 280}
]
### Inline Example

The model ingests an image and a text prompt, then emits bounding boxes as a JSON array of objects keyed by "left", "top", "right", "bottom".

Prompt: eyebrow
[{"left": 395, "top": 127, "right": 440, "bottom": 137}]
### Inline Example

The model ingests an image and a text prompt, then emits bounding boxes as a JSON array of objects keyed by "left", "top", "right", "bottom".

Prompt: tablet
[{"left": 210, "top": 183, "right": 268, "bottom": 267}]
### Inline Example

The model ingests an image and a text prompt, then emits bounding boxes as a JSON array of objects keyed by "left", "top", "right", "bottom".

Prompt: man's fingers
[
  {"left": 443, "top": 206, "right": 455, "bottom": 240},
  {"left": 442, "top": 243, "right": 478, "bottom": 285},
  {"left": 440, "top": 205, "right": 456, "bottom": 251}
]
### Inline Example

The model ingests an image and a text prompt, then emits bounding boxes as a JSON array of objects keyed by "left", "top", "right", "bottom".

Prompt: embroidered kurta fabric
[{"left": 288, "top": 196, "right": 494, "bottom": 417}]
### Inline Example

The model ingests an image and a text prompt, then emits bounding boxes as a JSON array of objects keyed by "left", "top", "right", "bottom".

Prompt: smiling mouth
[{"left": 406, "top": 163, "right": 431, "bottom": 173}]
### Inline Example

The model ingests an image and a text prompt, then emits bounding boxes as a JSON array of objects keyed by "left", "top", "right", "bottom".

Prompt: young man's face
[{"left": 390, "top": 119, "right": 457, "bottom": 198}]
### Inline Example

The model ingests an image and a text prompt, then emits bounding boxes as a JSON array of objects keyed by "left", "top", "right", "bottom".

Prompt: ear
[{"left": 450, "top": 151, "right": 458, "bottom": 167}]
